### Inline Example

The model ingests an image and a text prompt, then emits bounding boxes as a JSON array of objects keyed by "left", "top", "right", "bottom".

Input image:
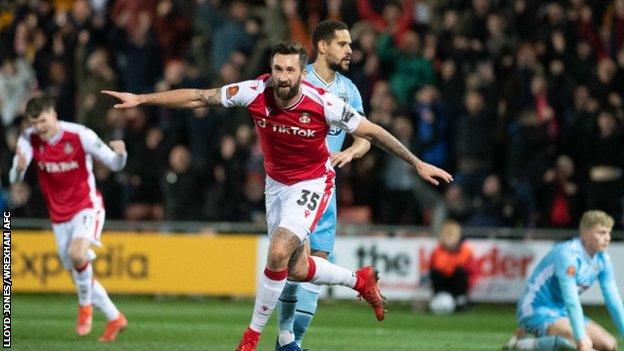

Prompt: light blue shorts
[
  {"left": 518, "top": 306, "right": 590, "bottom": 336},
  {"left": 308, "top": 194, "right": 337, "bottom": 253}
]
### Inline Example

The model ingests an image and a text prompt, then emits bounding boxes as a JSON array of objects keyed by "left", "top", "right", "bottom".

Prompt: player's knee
[
  {"left": 68, "top": 247, "right": 88, "bottom": 267},
  {"left": 70, "top": 256, "right": 87, "bottom": 268},
  {"left": 267, "top": 245, "right": 291, "bottom": 267}
]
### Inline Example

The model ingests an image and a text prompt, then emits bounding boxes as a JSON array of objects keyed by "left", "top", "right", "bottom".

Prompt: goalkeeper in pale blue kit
[
  {"left": 275, "top": 20, "right": 371, "bottom": 351},
  {"left": 504, "top": 210, "right": 624, "bottom": 351}
]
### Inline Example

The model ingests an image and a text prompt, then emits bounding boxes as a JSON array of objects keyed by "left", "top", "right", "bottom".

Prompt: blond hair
[{"left": 579, "top": 210, "right": 614, "bottom": 231}]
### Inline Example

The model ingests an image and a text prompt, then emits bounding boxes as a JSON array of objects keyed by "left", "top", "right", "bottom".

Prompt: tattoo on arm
[
  {"left": 194, "top": 89, "right": 208, "bottom": 106},
  {"left": 194, "top": 88, "right": 222, "bottom": 107},
  {"left": 369, "top": 129, "right": 418, "bottom": 168}
]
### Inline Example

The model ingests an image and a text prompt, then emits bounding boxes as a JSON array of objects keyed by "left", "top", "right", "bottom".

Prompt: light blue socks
[
  {"left": 277, "top": 281, "right": 320, "bottom": 348},
  {"left": 292, "top": 283, "right": 320, "bottom": 346}
]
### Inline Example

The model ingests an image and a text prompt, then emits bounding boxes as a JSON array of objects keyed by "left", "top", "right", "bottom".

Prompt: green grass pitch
[{"left": 11, "top": 294, "right": 623, "bottom": 350}]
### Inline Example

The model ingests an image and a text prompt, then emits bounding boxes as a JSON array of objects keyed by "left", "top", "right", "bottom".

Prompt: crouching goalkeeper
[{"left": 504, "top": 210, "right": 624, "bottom": 351}]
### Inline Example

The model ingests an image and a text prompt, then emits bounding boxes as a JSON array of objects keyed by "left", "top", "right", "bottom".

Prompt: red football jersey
[
  {"left": 12, "top": 122, "right": 126, "bottom": 223},
  {"left": 220, "top": 76, "right": 363, "bottom": 184}
]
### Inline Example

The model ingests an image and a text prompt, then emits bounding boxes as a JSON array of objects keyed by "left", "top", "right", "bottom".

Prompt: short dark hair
[
  {"left": 312, "top": 20, "right": 349, "bottom": 50},
  {"left": 270, "top": 41, "right": 308, "bottom": 70},
  {"left": 25, "top": 95, "right": 56, "bottom": 118}
]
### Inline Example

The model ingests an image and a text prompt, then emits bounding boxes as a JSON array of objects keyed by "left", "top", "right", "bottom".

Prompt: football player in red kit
[{"left": 10, "top": 95, "right": 128, "bottom": 342}]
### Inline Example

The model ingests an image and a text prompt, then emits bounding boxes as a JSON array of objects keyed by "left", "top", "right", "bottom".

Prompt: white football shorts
[
  {"left": 265, "top": 171, "right": 335, "bottom": 243},
  {"left": 52, "top": 208, "right": 105, "bottom": 269}
]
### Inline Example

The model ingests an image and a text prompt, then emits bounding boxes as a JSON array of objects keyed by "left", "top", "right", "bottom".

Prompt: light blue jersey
[
  {"left": 517, "top": 238, "right": 624, "bottom": 341},
  {"left": 304, "top": 64, "right": 364, "bottom": 252},
  {"left": 305, "top": 65, "right": 364, "bottom": 153}
]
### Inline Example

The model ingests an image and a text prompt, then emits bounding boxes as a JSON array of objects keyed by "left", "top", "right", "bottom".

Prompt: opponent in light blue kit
[
  {"left": 275, "top": 20, "right": 371, "bottom": 351},
  {"left": 302, "top": 59, "right": 365, "bottom": 254},
  {"left": 505, "top": 210, "right": 624, "bottom": 351}
]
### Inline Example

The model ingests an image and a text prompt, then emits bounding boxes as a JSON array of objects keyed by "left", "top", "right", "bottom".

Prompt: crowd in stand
[{"left": 1, "top": 0, "right": 623, "bottom": 229}]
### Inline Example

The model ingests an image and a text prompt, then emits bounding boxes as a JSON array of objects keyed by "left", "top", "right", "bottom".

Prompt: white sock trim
[{"left": 278, "top": 330, "right": 295, "bottom": 346}]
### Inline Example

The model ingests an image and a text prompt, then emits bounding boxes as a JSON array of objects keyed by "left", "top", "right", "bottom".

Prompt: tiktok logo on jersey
[
  {"left": 37, "top": 161, "right": 79, "bottom": 173},
  {"left": 256, "top": 118, "right": 317, "bottom": 137}
]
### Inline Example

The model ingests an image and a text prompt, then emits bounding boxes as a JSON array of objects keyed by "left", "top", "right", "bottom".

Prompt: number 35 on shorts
[{"left": 297, "top": 189, "right": 320, "bottom": 211}]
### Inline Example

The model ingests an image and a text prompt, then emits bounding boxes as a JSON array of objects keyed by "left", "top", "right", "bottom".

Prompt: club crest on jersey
[
  {"left": 299, "top": 112, "right": 310, "bottom": 124},
  {"left": 63, "top": 142, "right": 74, "bottom": 154},
  {"left": 226, "top": 85, "right": 239, "bottom": 99}
]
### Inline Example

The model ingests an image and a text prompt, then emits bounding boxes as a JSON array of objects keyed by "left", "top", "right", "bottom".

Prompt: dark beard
[
  {"left": 275, "top": 80, "right": 300, "bottom": 100},
  {"left": 328, "top": 60, "right": 346, "bottom": 73},
  {"left": 327, "top": 55, "right": 348, "bottom": 73}
]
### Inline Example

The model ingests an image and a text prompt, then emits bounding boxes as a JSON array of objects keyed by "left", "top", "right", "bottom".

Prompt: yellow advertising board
[{"left": 12, "top": 231, "right": 258, "bottom": 295}]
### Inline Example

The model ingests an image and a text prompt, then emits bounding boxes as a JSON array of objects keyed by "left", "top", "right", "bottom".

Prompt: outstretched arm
[
  {"left": 351, "top": 118, "right": 452, "bottom": 185},
  {"left": 102, "top": 88, "right": 222, "bottom": 109}
]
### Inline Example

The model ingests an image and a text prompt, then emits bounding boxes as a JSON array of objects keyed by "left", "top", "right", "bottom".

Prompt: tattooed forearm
[
  {"left": 194, "top": 89, "right": 209, "bottom": 106},
  {"left": 369, "top": 129, "right": 419, "bottom": 168},
  {"left": 140, "top": 88, "right": 222, "bottom": 109},
  {"left": 194, "top": 88, "right": 221, "bottom": 107}
]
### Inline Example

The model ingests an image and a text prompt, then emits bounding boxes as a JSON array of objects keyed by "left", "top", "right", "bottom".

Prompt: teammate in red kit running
[
  {"left": 9, "top": 95, "right": 128, "bottom": 342},
  {"left": 103, "top": 41, "right": 452, "bottom": 351}
]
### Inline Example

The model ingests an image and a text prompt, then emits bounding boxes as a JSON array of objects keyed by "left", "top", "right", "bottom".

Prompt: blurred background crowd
[{"left": 0, "top": 0, "right": 623, "bottom": 229}]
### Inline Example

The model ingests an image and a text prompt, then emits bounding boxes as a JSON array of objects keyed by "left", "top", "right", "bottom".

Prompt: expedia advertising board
[{"left": 13, "top": 231, "right": 258, "bottom": 295}]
